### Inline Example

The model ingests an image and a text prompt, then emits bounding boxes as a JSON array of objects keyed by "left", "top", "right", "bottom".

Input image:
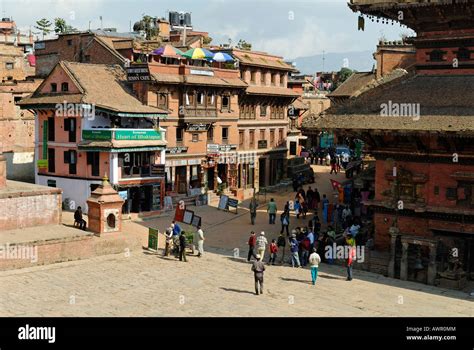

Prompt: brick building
[
  {"left": 303, "top": 0, "right": 474, "bottom": 289},
  {"left": 20, "top": 61, "right": 168, "bottom": 214},
  {"left": 34, "top": 31, "right": 130, "bottom": 78},
  {"left": 0, "top": 37, "right": 41, "bottom": 182},
  {"left": 221, "top": 48, "right": 299, "bottom": 190},
  {"left": 139, "top": 60, "right": 247, "bottom": 198}
]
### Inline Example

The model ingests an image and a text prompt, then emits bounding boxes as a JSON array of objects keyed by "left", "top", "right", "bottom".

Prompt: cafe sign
[
  {"left": 115, "top": 130, "right": 162, "bottom": 141},
  {"left": 166, "top": 146, "right": 189, "bottom": 154},
  {"left": 187, "top": 123, "right": 210, "bottom": 132},
  {"left": 126, "top": 64, "right": 151, "bottom": 82}
]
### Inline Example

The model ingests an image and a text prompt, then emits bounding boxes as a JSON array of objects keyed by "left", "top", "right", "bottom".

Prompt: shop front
[{"left": 119, "top": 178, "right": 165, "bottom": 214}]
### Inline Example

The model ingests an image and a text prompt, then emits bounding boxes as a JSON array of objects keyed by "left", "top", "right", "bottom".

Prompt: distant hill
[{"left": 288, "top": 50, "right": 375, "bottom": 74}]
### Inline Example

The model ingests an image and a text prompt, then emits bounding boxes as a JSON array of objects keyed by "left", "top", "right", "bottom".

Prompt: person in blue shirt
[
  {"left": 289, "top": 234, "right": 301, "bottom": 268},
  {"left": 172, "top": 221, "right": 182, "bottom": 236}
]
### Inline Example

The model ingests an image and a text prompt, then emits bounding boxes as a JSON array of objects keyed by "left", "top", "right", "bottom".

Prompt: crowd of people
[
  {"left": 247, "top": 177, "right": 371, "bottom": 294},
  {"left": 163, "top": 220, "right": 205, "bottom": 262}
]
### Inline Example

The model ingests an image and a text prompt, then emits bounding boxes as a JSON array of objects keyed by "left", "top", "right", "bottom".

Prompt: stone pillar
[
  {"left": 427, "top": 243, "right": 437, "bottom": 285},
  {"left": 387, "top": 227, "right": 400, "bottom": 279},
  {"left": 0, "top": 153, "right": 6, "bottom": 189},
  {"left": 400, "top": 241, "right": 409, "bottom": 281}
]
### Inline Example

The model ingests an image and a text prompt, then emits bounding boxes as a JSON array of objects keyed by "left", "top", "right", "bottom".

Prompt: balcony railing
[
  {"left": 181, "top": 107, "right": 218, "bottom": 119},
  {"left": 82, "top": 128, "right": 164, "bottom": 142}
]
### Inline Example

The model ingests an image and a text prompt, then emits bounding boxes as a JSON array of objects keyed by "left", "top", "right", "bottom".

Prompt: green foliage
[
  {"left": 35, "top": 18, "right": 52, "bottom": 38},
  {"left": 237, "top": 39, "right": 252, "bottom": 51},
  {"left": 54, "top": 18, "right": 76, "bottom": 34},
  {"left": 135, "top": 14, "right": 159, "bottom": 40},
  {"left": 203, "top": 36, "right": 213, "bottom": 45}
]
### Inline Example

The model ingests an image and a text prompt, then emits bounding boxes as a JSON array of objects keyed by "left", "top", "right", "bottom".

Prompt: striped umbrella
[
  {"left": 182, "top": 47, "right": 214, "bottom": 60},
  {"left": 151, "top": 45, "right": 185, "bottom": 58},
  {"left": 212, "top": 52, "right": 234, "bottom": 62}
]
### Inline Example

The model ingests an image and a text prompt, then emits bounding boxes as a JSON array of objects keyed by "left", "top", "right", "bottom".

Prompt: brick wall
[{"left": 0, "top": 192, "right": 62, "bottom": 231}]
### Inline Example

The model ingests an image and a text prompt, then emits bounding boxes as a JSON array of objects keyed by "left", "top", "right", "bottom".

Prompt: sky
[{"left": 7, "top": 0, "right": 414, "bottom": 61}]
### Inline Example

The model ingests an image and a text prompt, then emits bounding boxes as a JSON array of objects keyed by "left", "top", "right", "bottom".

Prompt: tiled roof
[
  {"left": 328, "top": 72, "right": 376, "bottom": 98},
  {"left": 20, "top": 62, "right": 167, "bottom": 115},
  {"left": 246, "top": 85, "right": 301, "bottom": 97},
  {"left": 302, "top": 114, "right": 474, "bottom": 133},
  {"left": 292, "top": 98, "right": 309, "bottom": 110},
  {"left": 302, "top": 74, "right": 474, "bottom": 133},
  {"left": 233, "top": 51, "right": 297, "bottom": 72}
]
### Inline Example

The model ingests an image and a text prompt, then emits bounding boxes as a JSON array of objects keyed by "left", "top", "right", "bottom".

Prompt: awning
[{"left": 79, "top": 146, "right": 166, "bottom": 153}]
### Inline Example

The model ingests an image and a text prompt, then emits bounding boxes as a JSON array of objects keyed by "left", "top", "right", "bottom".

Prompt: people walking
[
  {"left": 247, "top": 231, "right": 257, "bottom": 262},
  {"left": 196, "top": 226, "right": 205, "bottom": 258},
  {"left": 178, "top": 231, "right": 187, "bottom": 262},
  {"left": 309, "top": 248, "right": 321, "bottom": 285},
  {"left": 256, "top": 231, "right": 268, "bottom": 260},
  {"left": 345, "top": 232, "right": 356, "bottom": 281},
  {"left": 251, "top": 254, "right": 266, "bottom": 295},
  {"left": 322, "top": 195, "right": 330, "bottom": 224},
  {"left": 277, "top": 232, "right": 286, "bottom": 264},
  {"left": 269, "top": 239, "right": 278, "bottom": 265},
  {"left": 289, "top": 233, "right": 301, "bottom": 268},
  {"left": 249, "top": 197, "right": 258, "bottom": 225},
  {"left": 280, "top": 209, "right": 290, "bottom": 236},
  {"left": 267, "top": 198, "right": 277, "bottom": 224}
]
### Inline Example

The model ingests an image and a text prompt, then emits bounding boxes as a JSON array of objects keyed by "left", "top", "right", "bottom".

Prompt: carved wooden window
[
  {"left": 457, "top": 47, "right": 471, "bottom": 61},
  {"left": 428, "top": 50, "right": 445, "bottom": 62}
]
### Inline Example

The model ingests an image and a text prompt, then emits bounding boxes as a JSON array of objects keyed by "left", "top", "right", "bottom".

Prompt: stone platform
[{"left": 0, "top": 221, "right": 142, "bottom": 271}]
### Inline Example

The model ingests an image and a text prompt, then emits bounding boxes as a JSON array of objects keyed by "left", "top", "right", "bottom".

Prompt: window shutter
[
  {"left": 70, "top": 151, "right": 77, "bottom": 165},
  {"left": 64, "top": 151, "right": 71, "bottom": 164},
  {"left": 87, "top": 152, "right": 93, "bottom": 165}
]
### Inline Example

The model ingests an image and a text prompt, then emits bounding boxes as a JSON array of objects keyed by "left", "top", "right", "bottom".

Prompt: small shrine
[{"left": 87, "top": 175, "right": 125, "bottom": 236}]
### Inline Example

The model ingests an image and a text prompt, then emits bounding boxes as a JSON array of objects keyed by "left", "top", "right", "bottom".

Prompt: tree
[
  {"left": 133, "top": 14, "right": 159, "bottom": 40},
  {"left": 337, "top": 67, "right": 355, "bottom": 84},
  {"left": 202, "top": 36, "right": 213, "bottom": 46},
  {"left": 35, "top": 18, "right": 52, "bottom": 39},
  {"left": 236, "top": 39, "right": 252, "bottom": 51},
  {"left": 54, "top": 18, "right": 76, "bottom": 34}
]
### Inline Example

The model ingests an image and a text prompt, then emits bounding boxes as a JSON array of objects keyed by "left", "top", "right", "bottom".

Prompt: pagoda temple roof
[{"left": 302, "top": 74, "right": 474, "bottom": 134}]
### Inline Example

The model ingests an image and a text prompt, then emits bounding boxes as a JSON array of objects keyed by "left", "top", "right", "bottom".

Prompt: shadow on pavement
[
  {"left": 317, "top": 274, "right": 346, "bottom": 280},
  {"left": 220, "top": 287, "right": 255, "bottom": 295},
  {"left": 280, "top": 277, "right": 312, "bottom": 285}
]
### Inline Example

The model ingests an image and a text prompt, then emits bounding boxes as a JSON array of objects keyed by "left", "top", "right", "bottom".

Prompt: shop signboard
[
  {"left": 183, "top": 210, "right": 194, "bottom": 225},
  {"left": 187, "top": 123, "right": 209, "bottom": 132},
  {"left": 166, "top": 147, "right": 188, "bottom": 154},
  {"left": 118, "top": 191, "right": 128, "bottom": 201},
  {"left": 127, "top": 64, "right": 152, "bottom": 82},
  {"left": 148, "top": 228, "right": 159, "bottom": 251},
  {"left": 115, "top": 130, "right": 162, "bottom": 141},
  {"left": 82, "top": 130, "right": 112, "bottom": 141},
  {"left": 258, "top": 140, "right": 268, "bottom": 149}
]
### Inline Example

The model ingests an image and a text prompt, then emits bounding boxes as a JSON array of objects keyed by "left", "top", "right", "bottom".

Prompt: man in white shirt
[
  {"left": 309, "top": 248, "right": 321, "bottom": 285},
  {"left": 256, "top": 231, "right": 268, "bottom": 261},
  {"left": 196, "top": 226, "right": 205, "bottom": 258}
]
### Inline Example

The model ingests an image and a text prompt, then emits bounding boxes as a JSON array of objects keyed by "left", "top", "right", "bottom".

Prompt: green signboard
[
  {"left": 38, "top": 159, "right": 48, "bottom": 169},
  {"left": 115, "top": 130, "right": 162, "bottom": 141},
  {"left": 148, "top": 228, "right": 159, "bottom": 251},
  {"left": 82, "top": 130, "right": 113, "bottom": 141}
]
